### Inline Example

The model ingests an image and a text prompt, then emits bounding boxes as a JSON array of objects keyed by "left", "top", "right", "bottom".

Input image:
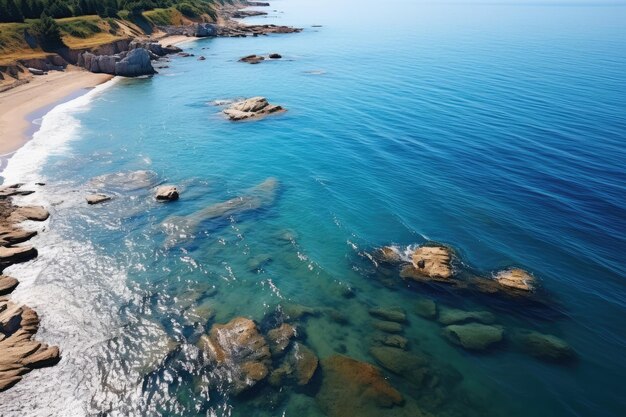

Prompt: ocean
[{"left": 1, "top": 1, "right": 625, "bottom": 416}]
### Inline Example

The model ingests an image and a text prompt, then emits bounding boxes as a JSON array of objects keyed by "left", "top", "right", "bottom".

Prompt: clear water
[{"left": 2, "top": 1, "right": 626, "bottom": 416}]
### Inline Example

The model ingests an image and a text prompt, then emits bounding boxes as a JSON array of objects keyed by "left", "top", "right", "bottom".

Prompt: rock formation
[
  {"left": 494, "top": 268, "right": 536, "bottom": 292},
  {"left": 155, "top": 185, "right": 179, "bottom": 202},
  {"left": 223, "top": 97, "right": 285, "bottom": 121},
  {"left": 0, "top": 184, "right": 60, "bottom": 392},
  {"left": 86, "top": 194, "right": 111, "bottom": 205},
  {"left": 443, "top": 323, "right": 503, "bottom": 351},
  {"left": 316, "top": 355, "right": 404, "bottom": 417},
  {"left": 514, "top": 330, "right": 576, "bottom": 362},
  {"left": 199, "top": 317, "right": 271, "bottom": 394},
  {"left": 401, "top": 245, "right": 454, "bottom": 282}
]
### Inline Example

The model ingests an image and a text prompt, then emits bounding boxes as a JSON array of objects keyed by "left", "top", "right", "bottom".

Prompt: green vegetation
[
  {"left": 0, "top": 0, "right": 221, "bottom": 23},
  {"left": 31, "top": 12, "right": 63, "bottom": 48}
]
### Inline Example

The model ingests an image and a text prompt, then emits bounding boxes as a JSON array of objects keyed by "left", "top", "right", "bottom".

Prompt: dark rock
[
  {"left": 269, "top": 53, "right": 282, "bottom": 59},
  {"left": 443, "top": 323, "right": 503, "bottom": 351},
  {"left": 155, "top": 185, "right": 179, "bottom": 201},
  {"left": 437, "top": 308, "right": 496, "bottom": 326},
  {"left": 368, "top": 307, "right": 406, "bottom": 323},
  {"left": 239, "top": 54, "right": 265, "bottom": 64},
  {"left": 514, "top": 330, "right": 576, "bottom": 362},
  {"left": 267, "top": 323, "right": 297, "bottom": 356},
  {"left": 372, "top": 320, "right": 403, "bottom": 334}
]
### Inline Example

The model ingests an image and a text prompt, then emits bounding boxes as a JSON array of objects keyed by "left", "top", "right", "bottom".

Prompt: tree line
[{"left": 0, "top": 0, "right": 219, "bottom": 23}]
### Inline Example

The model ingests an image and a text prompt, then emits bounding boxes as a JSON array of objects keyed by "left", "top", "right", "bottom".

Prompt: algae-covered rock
[
  {"left": 369, "top": 307, "right": 407, "bottom": 323},
  {"left": 267, "top": 323, "right": 297, "bottom": 356},
  {"left": 282, "top": 303, "right": 320, "bottom": 321},
  {"left": 316, "top": 355, "right": 404, "bottom": 417},
  {"left": 369, "top": 346, "right": 433, "bottom": 387},
  {"left": 373, "top": 334, "right": 409, "bottom": 350},
  {"left": 443, "top": 323, "right": 503, "bottom": 351},
  {"left": 415, "top": 299, "right": 437, "bottom": 319},
  {"left": 269, "top": 342, "right": 318, "bottom": 387},
  {"left": 372, "top": 320, "right": 404, "bottom": 334},
  {"left": 198, "top": 317, "right": 271, "bottom": 394},
  {"left": 437, "top": 308, "right": 496, "bottom": 326},
  {"left": 515, "top": 330, "right": 576, "bottom": 362}
]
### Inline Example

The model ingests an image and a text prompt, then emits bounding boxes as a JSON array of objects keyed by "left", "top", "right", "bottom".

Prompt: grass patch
[{"left": 143, "top": 8, "right": 185, "bottom": 26}]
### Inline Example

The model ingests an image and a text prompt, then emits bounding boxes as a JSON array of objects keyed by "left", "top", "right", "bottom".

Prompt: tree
[
  {"left": 0, "top": 0, "right": 25, "bottom": 22},
  {"left": 32, "top": 12, "right": 64, "bottom": 50}
]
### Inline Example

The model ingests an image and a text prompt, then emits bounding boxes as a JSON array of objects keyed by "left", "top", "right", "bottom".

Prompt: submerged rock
[
  {"left": 514, "top": 330, "right": 576, "bottom": 362},
  {"left": 437, "top": 308, "right": 496, "bottom": 326},
  {"left": 443, "top": 323, "right": 503, "bottom": 351},
  {"left": 316, "top": 355, "right": 404, "bottom": 417},
  {"left": 415, "top": 299, "right": 437, "bottom": 319},
  {"left": 86, "top": 194, "right": 111, "bottom": 205},
  {"left": 373, "top": 333, "right": 409, "bottom": 350},
  {"left": 223, "top": 97, "right": 285, "bottom": 121},
  {"left": 372, "top": 320, "right": 404, "bottom": 334},
  {"left": 199, "top": 317, "right": 271, "bottom": 395},
  {"left": 494, "top": 268, "right": 536, "bottom": 292},
  {"left": 369, "top": 346, "right": 436, "bottom": 388},
  {"left": 369, "top": 307, "right": 407, "bottom": 323},
  {"left": 162, "top": 178, "right": 279, "bottom": 246},
  {"left": 269, "top": 342, "right": 318, "bottom": 387},
  {"left": 89, "top": 170, "right": 159, "bottom": 192},
  {"left": 267, "top": 323, "right": 297, "bottom": 357},
  {"left": 155, "top": 185, "right": 179, "bottom": 202},
  {"left": 281, "top": 303, "right": 320, "bottom": 321}
]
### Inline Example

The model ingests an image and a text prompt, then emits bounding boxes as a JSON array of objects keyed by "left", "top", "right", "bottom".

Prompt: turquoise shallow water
[{"left": 1, "top": 1, "right": 626, "bottom": 416}]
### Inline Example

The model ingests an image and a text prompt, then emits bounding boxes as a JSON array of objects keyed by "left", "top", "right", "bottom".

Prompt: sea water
[{"left": 1, "top": 0, "right": 625, "bottom": 416}]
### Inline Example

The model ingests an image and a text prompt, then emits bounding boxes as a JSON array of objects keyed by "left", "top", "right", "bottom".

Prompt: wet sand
[{"left": 0, "top": 67, "right": 112, "bottom": 158}]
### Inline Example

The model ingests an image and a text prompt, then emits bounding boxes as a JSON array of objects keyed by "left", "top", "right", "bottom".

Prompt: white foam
[{"left": 1, "top": 77, "right": 120, "bottom": 186}]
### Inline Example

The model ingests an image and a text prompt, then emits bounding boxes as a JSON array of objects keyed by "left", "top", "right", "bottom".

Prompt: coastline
[{"left": 0, "top": 67, "right": 113, "bottom": 166}]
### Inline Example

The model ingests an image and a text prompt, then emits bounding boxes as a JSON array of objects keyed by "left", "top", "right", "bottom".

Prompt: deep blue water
[{"left": 1, "top": 1, "right": 626, "bottom": 416}]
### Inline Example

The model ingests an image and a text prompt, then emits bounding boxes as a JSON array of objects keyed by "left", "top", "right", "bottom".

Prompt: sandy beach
[{"left": 0, "top": 67, "right": 112, "bottom": 157}]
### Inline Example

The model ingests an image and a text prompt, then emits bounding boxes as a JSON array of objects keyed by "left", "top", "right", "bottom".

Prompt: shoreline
[{"left": 0, "top": 68, "right": 113, "bottom": 168}]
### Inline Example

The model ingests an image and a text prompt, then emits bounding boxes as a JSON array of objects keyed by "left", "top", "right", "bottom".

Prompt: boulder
[
  {"left": 316, "top": 355, "right": 404, "bottom": 417},
  {"left": 415, "top": 299, "right": 437, "bottom": 319},
  {"left": 0, "top": 276, "right": 18, "bottom": 295},
  {"left": 198, "top": 317, "right": 271, "bottom": 394},
  {"left": 0, "top": 246, "right": 37, "bottom": 266},
  {"left": 269, "top": 53, "right": 282, "bottom": 59},
  {"left": 223, "top": 97, "right": 285, "bottom": 121},
  {"left": 115, "top": 48, "right": 156, "bottom": 77},
  {"left": 269, "top": 342, "right": 318, "bottom": 386},
  {"left": 266, "top": 323, "right": 297, "bottom": 356},
  {"left": 368, "top": 307, "right": 406, "bottom": 323},
  {"left": 514, "top": 330, "right": 576, "bottom": 362},
  {"left": 27, "top": 68, "right": 45, "bottom": 76},
  {"left": 373, "top": 334, "right": 409, "bottom": 350},
  {"left": 494, "top": 268, "right": 536, "bottom": 292},
  {"left": 0, "top": 227, "right": 37, "bottom": 246},
  {"left": 443, "top": 323, "right": 503, "bottom": 351},
  {"left": 193, "top": 23, "right": 218, "bottom": 37},
  {"left": 86, "top": 194, "right": 111, "bottom": 205},
  {"left": 239, "top": 54, "right": 265, "bottom": 64},
  {"left": 376, "top": 246, "right": 402, "bottom": 263},
  {"left": 400, "top": 245, "right": 453, "bottom": 282},
  {"left": 437, "top": 308, "right": 496, "bottom": 326},
  {"left": 155, "top": 186, "right": 179, "bottom": 202},
  {"left": 372, "top": 320, "right": 403, "bottom": 334},
  {"left": 369, "top": 346, "right": 436, "bottom": 388},
  {"left": 8, "top": 206, "right": 49, "bottom": 222}
]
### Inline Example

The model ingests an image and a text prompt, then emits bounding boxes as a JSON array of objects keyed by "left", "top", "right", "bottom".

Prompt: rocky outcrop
[
  {"left": 155, "top": 186, "right": 179, "bottom": 202},
  {"left": 232, "top": 10, "right": 268, "bottom": 18},
  {"left": 129, "top": 41, "right": 181, "bottom": 57},
  {"left": 443, "top": 323, "right": 503, "bottom": 351},
  {"left": 78, "top": 45, "right": 157, "bottom": 77},
  {"left": 239, "top": 54, "right": 265, "bottom": 64},
  {"left": 223, "top": 97, "right": 285, "bottom": 121},
  {"left": 401, "top": 245, "right": 454, "bottom": 282},
  {"left": 158, "top": 23, "right": 218, "bottom": 38},
  {"left": 199, "top": 317, "right": 271, "bottom": 394},
  {"left": 266, "top": 323, "right": 297, "bottom": 357},
  {"left": 316, "top": 355, "right": 404, "bottom": 417},
  {"left": 0, "top": 299, "right": 60, "bottom": 391},
  {"left": 269, "top": 342, "right": 318, "bottom": 387},
  {"left": 494, "top": 268, "right": 536, "bottom": 292},
  {"left": 0, "top": 185, "right": 59, "bottom": 392}
]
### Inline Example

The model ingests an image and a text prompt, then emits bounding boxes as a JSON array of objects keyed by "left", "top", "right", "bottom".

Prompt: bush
[{"left": 31, "top": 12, "right": 64, "bottom": 49}]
